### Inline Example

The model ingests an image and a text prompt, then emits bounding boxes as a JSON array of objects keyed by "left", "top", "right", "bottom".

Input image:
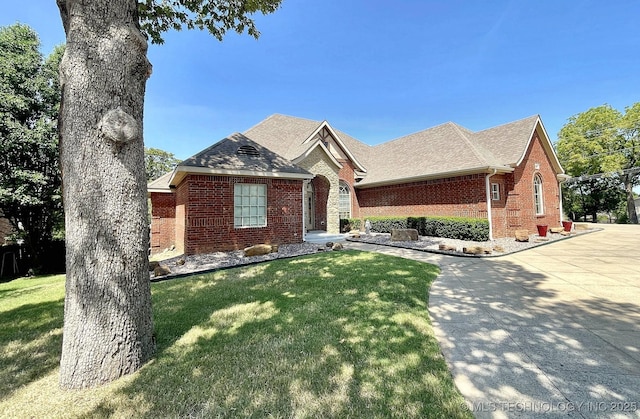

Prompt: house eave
[
  {"left": 355, "top": 166, "right": 514, "bottom": 189},
  {"left": 169, "top": 166, "right": 314, "bottom": 186}
]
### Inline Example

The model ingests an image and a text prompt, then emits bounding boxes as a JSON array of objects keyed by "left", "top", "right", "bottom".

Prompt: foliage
[
  {"left": 0, "top": 23, "right": 64, "bottom": 272},
  {"left": 556, "top": 103, "right": 640, "bottom": 223},
  {"left": 561, "top": 177, "right": 625, "bottom": 222},
  {"left": 0, "top": 253, "right": 471, "bottom": 418},
  {"left": 138, "top": 0, "right": 284, "bottom": 44},
  {"left": 345, "top": 216, "right": 490, "bottom": 241},
  {"left": 144, "top": 147, "right": 180, "bottom": 182}
]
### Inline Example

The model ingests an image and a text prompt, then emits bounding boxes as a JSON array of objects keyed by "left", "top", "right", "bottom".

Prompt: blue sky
[{"left": 2, "top": 1, "right": 639, "bottom": 160}]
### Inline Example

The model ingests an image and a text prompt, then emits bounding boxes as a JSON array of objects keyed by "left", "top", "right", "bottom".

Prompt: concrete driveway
[{"left": 348, "top": 224, "right": 640, "bottom": 418}]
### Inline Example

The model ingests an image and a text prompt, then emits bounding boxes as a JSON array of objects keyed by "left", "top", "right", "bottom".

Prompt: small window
[
  {"left": 533, "top": 174, "right": 544, "bottom": 215},
  {"left": 338, "top": 181, "right": 351, "bottom": 219},
  {"left": 234, "top": 183, "right": 267, "bottom": 228},
  {"left": 491, "top": 183, "right": 500, "bottom": 201}
]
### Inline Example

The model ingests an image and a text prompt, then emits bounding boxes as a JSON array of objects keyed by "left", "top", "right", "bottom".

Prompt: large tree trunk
[
  {"left": 57, "top": 0, "right": 155, "bottom": 389},
  {"left": 623, "top": 177, "right": 639, "bottom": 224}
]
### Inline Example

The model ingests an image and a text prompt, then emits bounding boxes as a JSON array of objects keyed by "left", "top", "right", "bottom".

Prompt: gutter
[
  {"left": 485, "top": 169, "right": 498, "bottom": 241},
  {"left": 557, "top": 173, "right": 571, "bottom": 225}
]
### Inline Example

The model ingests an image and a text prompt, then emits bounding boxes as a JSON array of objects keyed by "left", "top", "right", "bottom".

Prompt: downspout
[
  {"left": 485, "top": 169, "right": 498, "bottom": 241},
  {"left": 302, "top": 180, "right": 307, "bottom": 241}
]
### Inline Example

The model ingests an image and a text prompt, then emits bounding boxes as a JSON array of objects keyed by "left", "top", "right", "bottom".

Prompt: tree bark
[
  {"left": 57, "top": 0, "right": 155, "bottom": 389},
  {"left": 623, "top": 176, "right": 639, "bottom": 224}
]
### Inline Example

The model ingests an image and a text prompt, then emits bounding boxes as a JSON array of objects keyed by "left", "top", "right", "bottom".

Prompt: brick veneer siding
[
  {"left": 338, "top": 159, "right": 360, "bottom": 219},
  {"left": 311, "top": 176, "right": 329, "bottom": 230},
  {"left": 354, "top": 129, "right": 562, "bottom": 239},
  {"left": 356, "top": 174, "right": 489, "bottom": 220},
  {"left": 177, "top": 174, "right": 304, "bottom": 255},
  {"left": 150, "top": 192, "right": 176, "bottom": 253},
  {"left": 503, "top": 130, "right": 561, "bottom": 236}
]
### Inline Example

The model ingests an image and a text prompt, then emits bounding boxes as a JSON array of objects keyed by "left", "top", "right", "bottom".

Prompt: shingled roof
[
  {"left": 148, "top": 113, "right": 563, "bottom": 192},
  {"left": 168, "top": 132, "right": 312, "bottom": 187},
  {"left": 241, "top": 113, "right": 562, "bottom": 188}
]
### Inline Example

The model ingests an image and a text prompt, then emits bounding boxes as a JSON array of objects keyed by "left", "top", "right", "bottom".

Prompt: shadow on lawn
[
  {"left": 89, "top": 250, "right": 473, "bottom": 418},
  {"left": 0, "top": 298, "right": 64, "bottom": 400}
]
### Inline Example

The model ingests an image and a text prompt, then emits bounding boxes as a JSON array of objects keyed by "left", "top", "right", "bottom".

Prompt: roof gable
[
  {"left": 169, "top": 132, "right": 312, "bottom": 186},
  {"left": 244, "top": 114, "right": 369, "bottom": 173}
]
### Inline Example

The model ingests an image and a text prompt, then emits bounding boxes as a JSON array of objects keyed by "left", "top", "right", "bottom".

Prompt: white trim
[
  {"left": 515, "top": 117, "right": 565, "bottom": 175},
  {"left": 169, "top": 166, "right": 313, "bottom": 187},
  {"left": 534, "top": 173, "right": 544, "bottom": 215},
  {"left": 292, "top": 140, "right": 343, "bottom": 169},
  {"left": 491, "top": 183, "right": 500, "bottom": 201},
  {"left": 300, "top": 121, "right": 367, "bottom": 173},
  {"left": 485, "top": 169, "right": 497, "bottom": 241},
  {"left": 147, "top": 187, "right": 172, "bottom": 193},
  {"left": 356, "top": 166, "right": 513, "bottom": 189}
]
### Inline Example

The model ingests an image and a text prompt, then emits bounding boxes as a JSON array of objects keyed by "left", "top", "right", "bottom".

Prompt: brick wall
[
  {"left": 504, "top": 130, "right": 561, "bottom": 236},
  {"left": 338, "top": 160, "right": 360, "bottom": 219},
  {"left": 352, "top": 129, "right": 561, "bottom": 239},
  {"left": 311, "top": 176, "right": 329, "bottom": 230},
  {"left": 150, "top": 192, "right": 176, "bottom": 253},
  {"left": 180, "top": 175, "right": 304, "bottom": 255},
  {"left": 356, "top": 174, "right": 489, "bottom": 220}
]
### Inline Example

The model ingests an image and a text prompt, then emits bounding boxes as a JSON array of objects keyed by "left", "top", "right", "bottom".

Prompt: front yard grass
[{"left": 0, "top": 250, "right": 471, "bottom": 418}]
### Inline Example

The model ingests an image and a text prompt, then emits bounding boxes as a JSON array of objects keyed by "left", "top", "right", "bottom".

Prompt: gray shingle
[{"left": 179, "top": 132, "right": 312, "bottom": 175}]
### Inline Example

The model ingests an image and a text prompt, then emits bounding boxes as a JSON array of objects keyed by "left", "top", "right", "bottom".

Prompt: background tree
[
  {"left": 556, "top": 103, "right": 640, "bottom": 223},
  {"left": 145, "top": 147, "right": 180, "bottom": 181},
  {"left": 0, "top": 23, "right": 64, "bottom": 272},
  {"left": 57, "top": 0, "right": 283, "bottom": 389}
]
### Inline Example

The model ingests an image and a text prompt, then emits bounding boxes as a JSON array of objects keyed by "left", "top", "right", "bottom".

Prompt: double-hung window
[
  {"left": 234, "top": 184, "right": 266, "bottom": 228},
  {"left": 491, "top": 183, "right": 500, "bottom": 201}
]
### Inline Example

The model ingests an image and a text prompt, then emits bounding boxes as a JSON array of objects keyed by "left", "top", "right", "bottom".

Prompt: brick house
[{"left": 149, "top": 114, "right": 568, "bottom": 255}]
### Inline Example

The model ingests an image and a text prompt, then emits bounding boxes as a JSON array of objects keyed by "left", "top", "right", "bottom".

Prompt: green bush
[{"left": 348, "top": 216, "right": 489, "bottom": 241}]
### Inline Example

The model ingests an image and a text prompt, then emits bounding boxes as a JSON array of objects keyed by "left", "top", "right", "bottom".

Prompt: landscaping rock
[
  {"left": 149, "top": 260, "right": 160, "bottom": 271},
  {"left": 243, "top": 244, "right": 275, "bottom": 257},
  {"left": 550, "top": 227, "right": 564, "bottom": 234},
  {"left": 175, "top": 257, "right": 185, "bottom": 266},
  {"left": 325, "top": 241, "right": 334, "bottom": 248},
  {"left": 153, "top": 264, "right": 171, "bottom": 276},
  {"left": 332, "top": 242, "right": 343, "bottom": 251},
  {"left": 515, "top": 230, "right": 530, "bottom": 242},
  {"left": 493, "top": 245, "right": 505, "bottom": 253},
  {"left": 438, "top": 244, "right": 457, "bottom": 252},
  {"left": 463, "top": 246, "right": 492, "bottom": 255},
  {"left": 391, "top": 228, "right": 419, "bottom": 241}
]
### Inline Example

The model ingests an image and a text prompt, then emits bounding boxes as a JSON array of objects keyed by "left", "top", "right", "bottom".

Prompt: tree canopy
[
  {"left": 0, "top": 23, "right": 64, "bottom": 271},
  {"left": 145, "top": 147, "right": 180, "bottom": 181},
  {"left": 556, "top": 103, "right": 640, "bottom": 223}
]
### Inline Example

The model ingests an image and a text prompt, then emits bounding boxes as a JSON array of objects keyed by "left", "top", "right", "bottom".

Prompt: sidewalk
[{"left": 347, "top": 225, "right": 640, "bottom": 418}]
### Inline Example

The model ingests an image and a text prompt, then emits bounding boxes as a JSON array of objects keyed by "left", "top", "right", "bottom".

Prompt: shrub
[{"left": 350, "top": 216, "right": 489, "bottom": 241}]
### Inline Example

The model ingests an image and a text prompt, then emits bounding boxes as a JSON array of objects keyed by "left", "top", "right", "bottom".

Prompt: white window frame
[
  {"left": 338, "top": 181, "right": 351, "bottom": 219},
  {"left": 234, "top": 183, "right": 267, "bottom": 228},
  {"left": 491, "top": 183, "right": 500, "bottom": 201},
  {"left": 533, "top": 174, "right": 544, "bottom": 215}
]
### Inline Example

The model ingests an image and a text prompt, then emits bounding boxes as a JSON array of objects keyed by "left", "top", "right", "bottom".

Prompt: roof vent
[{"left": 237, "top": 145, "right": 260, "bottom": 156}]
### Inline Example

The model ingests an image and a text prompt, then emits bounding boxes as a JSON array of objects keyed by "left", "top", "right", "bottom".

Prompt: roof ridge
[
  {"left": 372, "top": 121, "right": 456, "bottom": 148},
  {"left": 450, "top": 122, "right": 497, "bottom": 166},
  {"left": 475, "top": 114, "right": 539, "bottom": 134}
]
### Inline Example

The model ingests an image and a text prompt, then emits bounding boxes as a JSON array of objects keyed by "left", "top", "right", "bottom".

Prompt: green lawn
[{"left": 0, "top": 250, "right": 471, "bottom": 418}]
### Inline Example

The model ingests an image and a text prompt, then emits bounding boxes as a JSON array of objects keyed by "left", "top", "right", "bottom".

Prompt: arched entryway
[{"left": 306, "top": 175, "right": 330, "bottom": 231}]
